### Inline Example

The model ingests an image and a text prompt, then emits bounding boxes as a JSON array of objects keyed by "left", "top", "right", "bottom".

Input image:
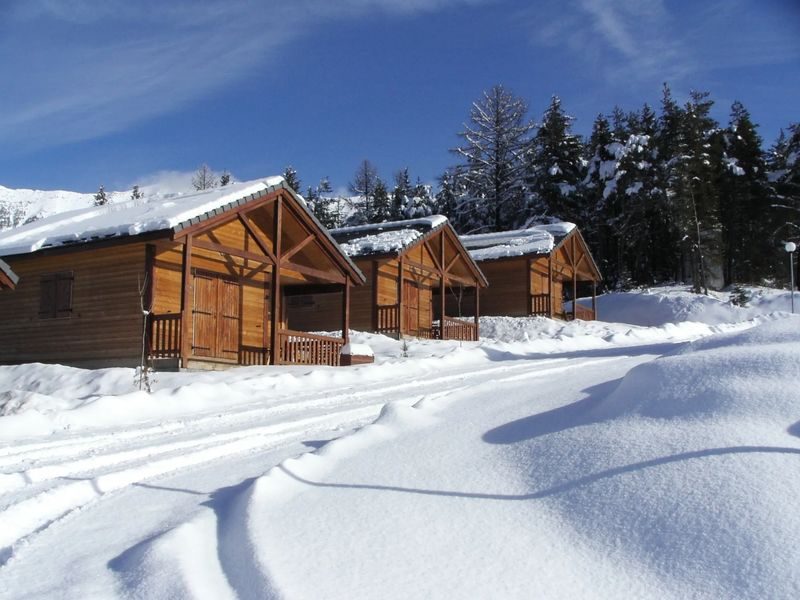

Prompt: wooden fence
[{"left": 277, "top": 329, "right": 344, "bottom": 366}]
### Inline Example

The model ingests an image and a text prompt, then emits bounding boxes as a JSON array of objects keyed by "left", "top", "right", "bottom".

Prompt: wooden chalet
[
  {"left": 0, "top": 178, "right": 365, "bottom": 369},
  {"left": 285, "top": 217, "right": 488, "bottom": 341},
  {"left": 460, "top": 223, "right": 601, "bottom": 320},
  {"left": 0, "top": 259, "right": 18, "bottom": 290}
]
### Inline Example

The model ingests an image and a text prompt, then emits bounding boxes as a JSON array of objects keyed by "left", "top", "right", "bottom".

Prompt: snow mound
[{"left": 589, "top": 286, "right": 796, "bottom": 326}]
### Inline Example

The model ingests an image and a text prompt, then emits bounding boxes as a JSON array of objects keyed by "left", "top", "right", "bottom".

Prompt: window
[{"left": 40, "top": 271, "right": 73, "bottom": 318}]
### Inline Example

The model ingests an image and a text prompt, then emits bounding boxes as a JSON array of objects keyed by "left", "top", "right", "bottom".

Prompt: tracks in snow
[{"left": 0, "top": 354, "right": 620, "bottom": 562}]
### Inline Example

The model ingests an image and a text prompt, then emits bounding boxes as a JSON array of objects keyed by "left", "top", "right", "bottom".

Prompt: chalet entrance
[
  {"left": 402, "top": 278, "right": 434, "bottom": 338},
  {"left": 191, "top": 271, "right": 243, "bottom": 361}
]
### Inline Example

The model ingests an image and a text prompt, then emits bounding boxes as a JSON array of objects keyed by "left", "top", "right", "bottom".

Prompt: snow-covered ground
[{"left": 0, "top": 287, "right": 798, "bottom": 599}]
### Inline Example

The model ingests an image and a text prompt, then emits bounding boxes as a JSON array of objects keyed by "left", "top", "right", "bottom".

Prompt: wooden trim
[
  {"left": 281, "top": 233, "right": 315, "bottom": 264},
  {"left": 270, "top": 197, "right": 283, "bottom": 365},
  {"left": 424, "top": 237, "right": 444, "bottom": 275},
  {"left": 526, "top": 257, "right": 532, "bottom": 316},
  {"left": 592, "top": 281, "right": 597, "bottom": 320},
  {"left": 0, "top": 272, "right": 14, "bottom": 289},
  {"left": 192, "top": 238, "right": 273, "bottom": 265},
  {"left": 172, "top": 192, "right": 278, "bottom": 240},
  {"left": 439, "top": 235, "right": 446, "bottom": 338},
  {"left": 444, "top": 253, "right": 461, "bottom": 274},
  {"left": 283, "top": 261, "right": 346, "bottom": 284},
  {"left": 404, "top": 257, "right": 443, "bottom": 279},
  {"left": 145, "top": 244, "right": 155, "bottom": 311},
  {"left": 180, "top": 235, "right": 193, "bottom": 368},
  {"left": 238, "top": 214, "right": 278, "bottom": 264},
  {"left": 443, "top": 272, "right": 478, "bottom": 287},
  {"left": 572, "top": 235, "right": 578, "bottom": 320}
]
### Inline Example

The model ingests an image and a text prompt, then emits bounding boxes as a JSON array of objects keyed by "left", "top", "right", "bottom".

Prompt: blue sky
[{"left": 0, "top": 0, "right": 798, "bottom": 194}]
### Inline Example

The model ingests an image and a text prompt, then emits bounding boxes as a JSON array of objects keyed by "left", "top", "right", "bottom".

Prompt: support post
[
  {"left": 180, "top": 235, "right": 193, "bottom": 369},
  {"left": 547, "top": 256, "right": 554, "bottom": 318},
  {"left": 592, "top": 280, "right": 597, "bottom": 320},
  {"left": 440, "top": 235, "right": 446, "bottom": 339},
  {"left": 270, "top": 197, "right": 283, "bottom": 364},
  {"left": 474, "top": 286, "right": 480, "bottom": 341},
  {"left": 397, "top": 256, "right": 404, "bottom": 339},
  {"left": 371, "top": 261, "right": 378, "bottom": 332},
  {"left": 342, "top": 279, "right": 351, "bottom": 344},
  {"left": 572, "top": 237, "right": 577, "bottom": 320},
  {"left": 526, "top": 257, "right": 532, "bottom": 315}
]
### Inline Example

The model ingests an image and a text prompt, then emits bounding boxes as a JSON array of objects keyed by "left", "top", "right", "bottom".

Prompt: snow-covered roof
[
  {"left": 331, "top": 216, "right": 448, "bottom": 258},
  {"left": 0, "top": 258, "right": 18, "bottom": 287},
  {"left": 460, "top": 222, "right": 576, "bottom": 261},
  {"left": 0, "top": 177, "right": 285, "bottom": 257}
]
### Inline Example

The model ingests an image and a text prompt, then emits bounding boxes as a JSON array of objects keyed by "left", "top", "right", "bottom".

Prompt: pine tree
[
  {"left": 94, "top": 185, "right": 109, "bottom": 206},
  {"left": 435, "top": 168, "right": 464, "bottom": 219},
  {"left": 717, "top": 101, "right": 775, "bottom": 284},
  {"left": 372, "top": 178, "right": 391, "bottom": 223},
  {"left": 306, "top": 177, "right": 337, "bottom": 229},
  {"left": 664, "top": 90, "right": 724, "bottom": 292},
  {"left": 452, "top": 84, "right": 534, "bottom": 233},
  {"left": 391, "top": 168, "right": 412, "bottom": 220},
  {"left": 348, "top": 160, "right": 380, "bottom": 225},
  {"left": 192, "top": 164, "right": 217, "bottom": 191},
  {"left": 220, "top": 171, "right": 231, "bottom": 186},
  {"left": 282, "top": 166, "right": 301, "bottom": 194},
  {"left": 523, "top": 95, "right": 585, "bottom": 224},
  {"left": 131, "top": 185, "right": 143, "bottom": 200}
]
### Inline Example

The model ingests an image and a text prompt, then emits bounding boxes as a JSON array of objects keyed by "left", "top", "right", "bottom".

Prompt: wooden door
[
  {"left": 403, "top": 279, "right": 420, "bottom": 336},
  {"left": 192, "top": 272, "right": 242, "bottom": 360}
]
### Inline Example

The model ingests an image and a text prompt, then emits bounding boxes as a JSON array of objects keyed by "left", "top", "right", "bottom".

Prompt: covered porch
[{"left": 147, "top": 188, "right": 363, "bottom": 369}]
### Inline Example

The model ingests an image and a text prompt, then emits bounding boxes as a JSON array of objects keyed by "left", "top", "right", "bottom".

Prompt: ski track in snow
[{"left": 0, "top": 354, "right": 618, "bottom": 569}]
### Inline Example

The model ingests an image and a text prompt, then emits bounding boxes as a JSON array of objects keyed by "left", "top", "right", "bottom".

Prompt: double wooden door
[
  {"left": 192, "top": 271, "right": 241, "bottom": 360},
  {"left": 402, "top": 278, "right": 431, "bottom": 337}
]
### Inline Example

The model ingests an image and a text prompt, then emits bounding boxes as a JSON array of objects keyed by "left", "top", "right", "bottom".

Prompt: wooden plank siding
[{"left": 0, "top": 242, "right": 148, "bottom": 367}]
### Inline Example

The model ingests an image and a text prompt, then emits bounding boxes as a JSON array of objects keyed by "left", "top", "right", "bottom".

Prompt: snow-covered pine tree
[
  {"left": 768, "top": 123, "right": 800, "bottom": 253},
  {"left": 94, "top": 185, "right": 109, "bottom": 206},
  {"left": 391, "top": 168, "right": 412, "bottom": 220},
  {"left": 452, "top": 84, "right": 533, "bottom": 233},
  {"left": 582, "top": 113, "right": 618, "bottom": 284},
  {"left": 435, "top": 168, "right": 464, "bottom": 219},
  {"left": 523, "top": 95, "right": 585, "bottom": 225},
  {"left": 306, "top": 177, "right": 337, "bottom": 229},
  {"left": 220, "top": 171, "right": 231, "bottom": 186},
  {"left": 282, "top": 166, "right": 301, "bottom": 194},
  {"left": 131, "top": 185, "right": 143, "bottom": 200},
  {"left": 717, "top": 101, "right": 776, "bottom": 284},
  {"left": 405, "top": 178, "right": 436, "bottom": 219},
  {"left": 372, "top": 178, "right": 391, "bottom": 223},
  {"left": 192, "top": 164, "right": 217, "bottom": 191},
  {"left": 664, "top": 90, "right": 724, "bottom": 292}
]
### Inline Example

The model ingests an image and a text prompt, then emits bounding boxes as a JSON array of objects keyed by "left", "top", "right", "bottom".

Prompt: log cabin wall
[
  {"left": 0, "top": 241, "right": 148, "bottom": 367},
  {"left": 463, "top": 257, "right": 528, "bottom": 317}
]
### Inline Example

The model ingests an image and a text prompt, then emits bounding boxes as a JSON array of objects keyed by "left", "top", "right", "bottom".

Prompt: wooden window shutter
[
  {"left": 39, "top": 271, "right": 73, "bottom": 318},
  {"left": 39, "top": 274, "right": 56, "bottom": 317},
  {"left": 55, "top": 271, "right": 74, "bottom": 317}
]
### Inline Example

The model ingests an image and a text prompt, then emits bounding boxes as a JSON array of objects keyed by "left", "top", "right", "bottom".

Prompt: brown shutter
[
  {"left": 40, "top": 274, "right": 56, "bottom": 317},
  {"left": 55, "top": 272, "right": 74, "bottom": 317}
]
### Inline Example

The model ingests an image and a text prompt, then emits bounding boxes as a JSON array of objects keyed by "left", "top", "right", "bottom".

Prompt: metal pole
[{"left": 791, "top": 251, "right": 795, "bottom": 314}]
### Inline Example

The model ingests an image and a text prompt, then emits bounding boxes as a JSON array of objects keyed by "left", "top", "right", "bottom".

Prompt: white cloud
[
  {"left": 524, "top": 0, "right": 799, "bottom": 89},
  {"left": 0, "top": 0, "right": 486, "bottom": 153}
]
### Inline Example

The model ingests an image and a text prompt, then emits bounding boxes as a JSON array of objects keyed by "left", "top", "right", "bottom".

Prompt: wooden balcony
[{"left": 277, "top": 329, "right": 344, "bottom": 366}]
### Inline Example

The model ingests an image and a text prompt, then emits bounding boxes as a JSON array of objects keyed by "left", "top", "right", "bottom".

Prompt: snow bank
[
  {"left": 587, "top": 285, "right": 796, "bottom": 327},
  {"left": 187, "top": 317, "right": 800, "bottom": 599}
]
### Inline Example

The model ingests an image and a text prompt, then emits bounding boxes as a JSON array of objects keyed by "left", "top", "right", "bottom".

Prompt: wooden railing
[
  {"left": 530, "top": 293, "right": 551, "bottom": 316},
  {"left": 438, "top": 316, "right": 478, "bottom": 341},
  {"left": 150, "top": 314, "right": 181, "bottom": 358},
  {"left": 277, "top": 329, "right": 344, "bottom": 366},
  {"left": 376, "top": 304, "right": 400, "bottom": 335},
  {"left": 240, "top": 345, "right": 270, "bottom": 366}
]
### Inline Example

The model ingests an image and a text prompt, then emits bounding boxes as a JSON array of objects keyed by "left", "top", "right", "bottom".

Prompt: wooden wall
[
  {"left": 0, "top": 242, "right": 147, "bottom": 366},
  {"left": 465, "top": 257, "right": 528, "bottom": 317}
]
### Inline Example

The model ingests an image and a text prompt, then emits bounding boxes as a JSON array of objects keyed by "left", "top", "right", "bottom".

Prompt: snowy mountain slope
[{"left": 0, "top": 289, "right": 797, "bottom": 599}]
